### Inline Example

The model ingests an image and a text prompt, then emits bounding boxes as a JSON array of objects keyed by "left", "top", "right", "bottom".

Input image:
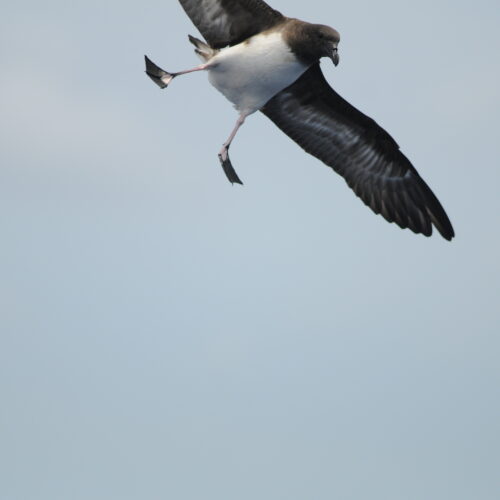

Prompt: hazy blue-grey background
[{"left": 1, "top": 1, "right": 499, "bottom": 499}]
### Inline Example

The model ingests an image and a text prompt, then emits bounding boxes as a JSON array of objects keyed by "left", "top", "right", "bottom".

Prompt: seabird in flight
[{"left": 144, "top": 0, "right": 454, "bottom": 240}]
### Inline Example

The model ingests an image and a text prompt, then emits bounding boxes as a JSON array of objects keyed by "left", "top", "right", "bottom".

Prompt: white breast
[{"left": 207, "top": 31, "right": 308, "bottom": 115}]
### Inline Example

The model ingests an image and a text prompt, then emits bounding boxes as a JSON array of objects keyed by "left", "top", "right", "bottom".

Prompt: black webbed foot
[
  {"left": 218, "top": 148, "right": 243, "bottom": 185},
  {"left": 144, "top": 55, "right": 175, "bottom": 89}
]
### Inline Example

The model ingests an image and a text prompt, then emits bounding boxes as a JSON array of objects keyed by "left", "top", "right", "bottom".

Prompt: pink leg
[
  {"left": 218, "top": 114, "right": 248, "bottom": 185},
  {"left": 145, "top": 55, "right": 209, "bottom": 89}
]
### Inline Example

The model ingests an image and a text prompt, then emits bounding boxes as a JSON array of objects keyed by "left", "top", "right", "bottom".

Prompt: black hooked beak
[{"left": 330, "top": 47, "right": 339, "bottom": 66}]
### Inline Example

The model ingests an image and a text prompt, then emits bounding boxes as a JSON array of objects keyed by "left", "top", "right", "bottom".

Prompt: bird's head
[
  {"left": 312, "top": 24, "right": 340, "bottom": 66},
  {"left": 285, "top": 21, "right": 340, "bottom": 66}
]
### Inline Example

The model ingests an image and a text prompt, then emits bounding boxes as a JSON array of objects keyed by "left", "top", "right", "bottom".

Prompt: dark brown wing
[
  {"left": 261, "top": 64, "right": 454, "bottom": 240},
  {"left": 178, "top": 0, "right": 284, "bottom": 48}
]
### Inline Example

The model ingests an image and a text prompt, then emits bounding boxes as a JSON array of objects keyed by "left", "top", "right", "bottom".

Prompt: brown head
[{"left": 284, "top": 20, "right": 340, "bottom": 66}]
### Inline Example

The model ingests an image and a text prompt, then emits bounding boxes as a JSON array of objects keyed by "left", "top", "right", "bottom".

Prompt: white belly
[{"left": 207, "top": 31, "right": 308, "bottom": 115}]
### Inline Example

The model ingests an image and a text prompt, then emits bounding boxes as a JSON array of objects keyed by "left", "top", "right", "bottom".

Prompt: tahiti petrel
[{"left": 145, "top": 0, "right": 454, "bottom": 240}]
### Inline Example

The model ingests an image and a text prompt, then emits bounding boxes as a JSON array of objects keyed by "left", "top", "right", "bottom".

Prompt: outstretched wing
[
  {"left": 178, "top": 0, "right": 284, "bottom": 48},
  {"left": 261, "top": 64, "right": 454, "bottom": 240}
]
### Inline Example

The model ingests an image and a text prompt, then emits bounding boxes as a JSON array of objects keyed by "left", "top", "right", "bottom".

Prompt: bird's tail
[{"left": 188, "top": 35, "right": 215, "bottom": 61}]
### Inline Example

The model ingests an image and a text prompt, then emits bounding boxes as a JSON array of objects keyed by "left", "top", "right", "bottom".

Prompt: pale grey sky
[{"left": 1, "top": 1, "right": 499, "bottom": 499}]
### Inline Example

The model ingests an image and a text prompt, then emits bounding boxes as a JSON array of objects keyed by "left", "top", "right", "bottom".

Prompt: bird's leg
[
  {"left": 144, "top": 55, "right": 209, "bottom": 89},
  {"left": 218, "top": 114, "right": 247, "bottom": 185}
]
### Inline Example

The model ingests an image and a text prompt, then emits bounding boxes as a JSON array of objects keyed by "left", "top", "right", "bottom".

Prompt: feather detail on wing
[
  {"left": 178, "top": 0, "right": 284, "bottom": 48},
  {"left": 261, "top": 64, "right": 454, "bottom": 240}
]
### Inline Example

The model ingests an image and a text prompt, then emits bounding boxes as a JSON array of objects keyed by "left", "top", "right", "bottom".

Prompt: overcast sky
[{"left": 1, "top": 1, "right": 499, "bottom": 499}]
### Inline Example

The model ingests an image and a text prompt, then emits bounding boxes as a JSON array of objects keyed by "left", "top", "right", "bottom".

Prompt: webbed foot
[
  {"left": 218, "top": 148, "right": 243, "bottom": 185},
  {"left": 144, "top": 55, "right": 175, "bottom": 88}
]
